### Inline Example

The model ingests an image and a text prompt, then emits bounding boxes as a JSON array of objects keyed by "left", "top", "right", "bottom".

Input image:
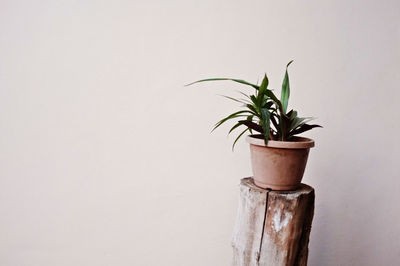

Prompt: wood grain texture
[{"left": 232, "top": 178, "right": 314, "bottom": 266}]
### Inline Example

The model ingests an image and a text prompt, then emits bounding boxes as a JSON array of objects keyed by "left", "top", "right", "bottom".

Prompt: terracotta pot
[{"left": 246, "top": 135, "right": 314, "bottom": 191}]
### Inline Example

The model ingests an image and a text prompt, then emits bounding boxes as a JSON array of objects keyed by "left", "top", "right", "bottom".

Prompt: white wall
[{"left": 1, "top": 0, "right": 399, "bottom": 265}]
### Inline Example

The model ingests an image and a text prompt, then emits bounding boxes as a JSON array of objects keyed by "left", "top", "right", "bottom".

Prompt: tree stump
[{"left": 232, "top": 178, "right": 315, "bottom": 266}]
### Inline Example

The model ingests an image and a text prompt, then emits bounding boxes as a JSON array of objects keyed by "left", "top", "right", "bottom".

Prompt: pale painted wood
[{"left": 232, "top": 178, "right": 315, "bottom": 266}]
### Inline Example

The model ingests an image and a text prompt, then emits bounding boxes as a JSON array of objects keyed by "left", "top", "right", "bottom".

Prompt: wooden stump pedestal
[{"left": 232, "top": 178, "right": 315, "bottom": 266}]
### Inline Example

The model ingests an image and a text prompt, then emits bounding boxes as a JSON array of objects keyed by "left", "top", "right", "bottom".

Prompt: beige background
[{"left": 1, "top": 0, "right": 399, "bottom": 265}]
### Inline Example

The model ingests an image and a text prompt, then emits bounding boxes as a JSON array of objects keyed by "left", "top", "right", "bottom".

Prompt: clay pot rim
[{"left": 246, "top": 134, "right": 315, "bottom": 149}]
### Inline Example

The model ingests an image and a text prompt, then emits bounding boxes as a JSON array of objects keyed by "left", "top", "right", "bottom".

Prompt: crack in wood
[
  {"left": 232, "top": 178, "right": 315, "bottom": 266},
  {"left": 257, "top": 189, "right": 270, "bottom": 263}
]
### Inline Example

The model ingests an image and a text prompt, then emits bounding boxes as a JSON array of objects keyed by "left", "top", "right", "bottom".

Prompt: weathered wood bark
[{"left": 232, "top": 178, "right": 315, "bottom": 266}]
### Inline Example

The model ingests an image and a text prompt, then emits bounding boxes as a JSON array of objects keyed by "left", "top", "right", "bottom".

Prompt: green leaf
[
  {"left": 289, "top": 117, "right": 315, "bottom": 132},
  {"left": 289, "top": 124, "right": 322, "bottom": 137},
  {"left": 289, "top": 110, "right": 297, "bottom": 120},
  {"left": 212, "top": 110, "right": 253, "bottom": 132},
  {"left": 237, "top": 91, "right": 251, "bottom": 100},
  {"left": 279, "top": 112, "right": 291, "bottom": 140},
  {"left": 260, "top": 108, "right": 271, "bottom": 144},
  {"left": 228, "top": 122, "right": 243, "bottom": 135},
  {"left": 232, "top": 128, "right": 250, "bottom": 151},
  {"left": 281, "top": 60, "right": 293, "bottom": 113},
  {"left": 217, "top": 94, "right": 247, "bottom": 104},
  {"left": 185, "top": 78, "right": 259, "bottom": 90},
  {"left": 257, "top": 74, "right": 269, "bottom": 106},
  {"left": 246, "top": 104, "right": 259, "bottom": 116},
  {"left": 265, "top": 89, "right": 282, "bottom": 111},
  {"left": 250, "top": 95, "right": 258, "bottom": 105}
]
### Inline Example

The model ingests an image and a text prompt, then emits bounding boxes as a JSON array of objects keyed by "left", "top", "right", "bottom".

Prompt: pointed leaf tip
[
  {"left": 232, "top": 128, "right": 249, "bottom": 151},
  {"left": 184, "top": 78, "right": 259, "bottom": 90}
]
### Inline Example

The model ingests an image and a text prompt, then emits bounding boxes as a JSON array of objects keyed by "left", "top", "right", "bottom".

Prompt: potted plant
[{"left": 187, "top": 61, "right": 321, "bottom": 190}]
